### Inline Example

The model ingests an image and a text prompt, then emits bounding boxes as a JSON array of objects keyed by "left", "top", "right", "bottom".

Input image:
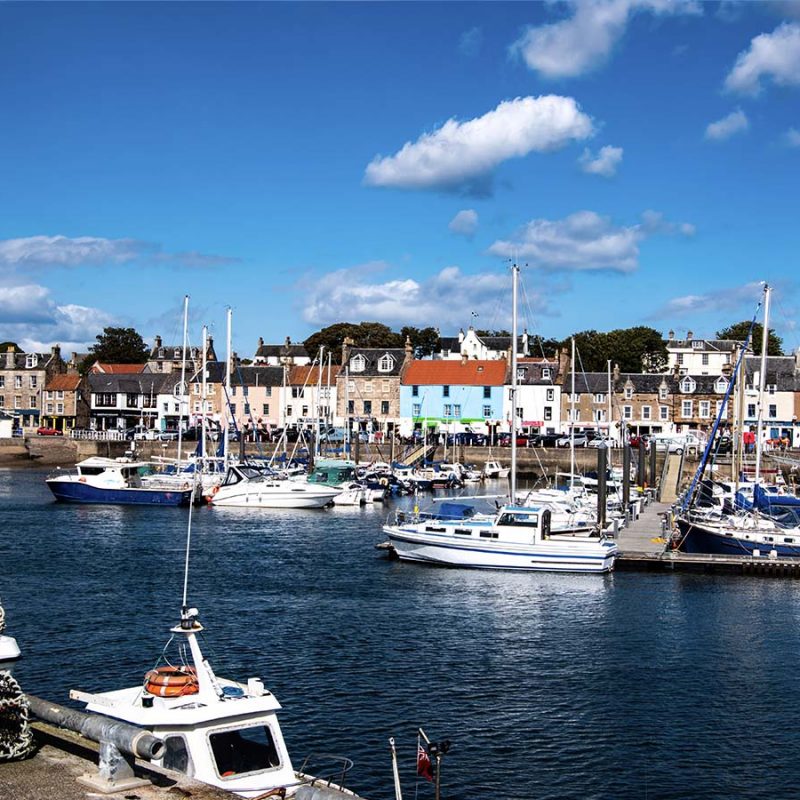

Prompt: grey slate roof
[{"left": 345, "top": 348, "right": 406, "bottom": 377}]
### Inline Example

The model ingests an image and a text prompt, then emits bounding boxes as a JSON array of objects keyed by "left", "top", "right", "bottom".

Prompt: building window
[
  {"left": 660, "top": 406, "right": 669, "bottom": 421},
  {"left": 546, "top": 388, "right": 555, "bottom": 402},
  {"left": 454, "top": 405, "right": 461, "bottom": 417},
  {"left": 413, "top": 403, "right": 422, "bottom": 417},
  {"left": 378, "top": 354, "right": 394, "bottom": 372},
  {"left": 443, "top": 385, "right": 450, "bottom": 397},
  {"left": 642, "top": 406, "right": 651, "bottom": 420},
  {"left": 350, "top": 354, "right": 366, "bottom": 373},
  {"left": 483, "top": 386, "right": 491, "bottom": 399},
  {"left": 483, "top": 405, "right": 492, "bottom": 418},
  {"left": 412, "top": 385, "right": 419, "bottom": 397},
  {"left": 263, "top": 404, "right": 270, "bottom": 415},
  {"left": 769, "top": 404, "right": 777, "bottom": 418},
  {"left": 443, "top": 404, "right": 452, "bottom": 418},
  {"left": 699, "top": 400, "right": 710, "bottom": 418},
  {"left": 682, "top": 400, "right": 693, "bottom": 417},
  {"left": 347, "top": 400, "right": 355, "bottom": 414},
  {"left": 623, "top": 405, "right": 632, "bottom": 420},
  {"left": 381, "top": 400, "right": 389, "bottom": 415},
  {"left": 544, "top": 407, "right": 552, "bottom": 420}
]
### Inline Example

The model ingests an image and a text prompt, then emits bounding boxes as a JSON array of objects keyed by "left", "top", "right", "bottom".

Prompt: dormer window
[
  {"left": 25, "top": 354, "right": 38, "bottom": 368},
  {"left": 714, "top": 377, "right": 729, "bottom": 394},
  {"left": 680, "top": 376, "right": 696, "bottom": 394},
  {"left": 378, "top": 354, "right": 394, "bottom": 373},
  {"left": 350, "top": 355, "right": 366, "bottom": 373}
]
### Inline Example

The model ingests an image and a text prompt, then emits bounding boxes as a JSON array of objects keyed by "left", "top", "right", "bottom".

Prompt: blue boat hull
[
  {"left": 677, "top": 519, "right": 800, "bottom": 558},
  {"left": 47, "top": 480, "right": 191, "bottom": 506}
]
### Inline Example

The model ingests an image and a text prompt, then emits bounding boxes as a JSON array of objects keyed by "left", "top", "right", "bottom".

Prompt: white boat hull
[{"left": 385, "top": 526, "right": 616, "bottom": 573}]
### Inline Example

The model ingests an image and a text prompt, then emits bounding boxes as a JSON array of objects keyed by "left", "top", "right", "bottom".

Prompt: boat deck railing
[{"left": 297, "top": 753, "right": 354, "bottom": 789}]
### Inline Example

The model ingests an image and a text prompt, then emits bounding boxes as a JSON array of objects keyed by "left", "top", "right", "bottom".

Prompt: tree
[
  {"left": 401, "top": 326, "right": 440, "bottom": 357},
  {"left": 303, "top": 322, "right": 403, "bottom": 363},
  {"left": 716, "top": 321, "right": 783, "bottom": 356},
  {"left": 81, "top": 327, "right": 150, "bottom": 372}
]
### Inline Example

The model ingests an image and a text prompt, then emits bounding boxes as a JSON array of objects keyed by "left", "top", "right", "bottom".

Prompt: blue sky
[{"left": 1, "top": 1, "right": 798, "bottom": 358}]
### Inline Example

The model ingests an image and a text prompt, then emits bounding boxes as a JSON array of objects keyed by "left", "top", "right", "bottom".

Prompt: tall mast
[
  {"left": 755, "top": 283, "right": 771, "bottom": 484},
  {"left": 570, "top": 336, "right": 576, "bottom": 491},
  {"left": 177, "top": 294, "right": 189, "bottom": 464},
  {"left": 510, "top": 261, "right": 519, "bottom": 501},
  {"left": 223, "top": 308, "right": 232, "bottom": 466},
  {"left": 201, "top": 325, "right": 208, "bottom": 461}
]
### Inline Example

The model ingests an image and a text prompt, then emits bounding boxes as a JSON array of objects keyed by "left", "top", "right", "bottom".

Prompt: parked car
[{"left": 37, "top": 426, "right": 63, "bottom": 436}]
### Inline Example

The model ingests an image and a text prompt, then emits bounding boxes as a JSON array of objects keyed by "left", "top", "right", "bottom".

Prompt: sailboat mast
[
  {"left": 224, "top": 308, "right": 232, "bottom": 466},
  {"left": 755, "top": 283, "right": 771, "bottom": 484},
  {"left": 177, "top": 295, "right": 189, "bottom": 464},
  {"left": 570, "top": 337, "right": 576, "bottom": 491},
  {"left": 201, "top": 325, "right": 208, "bottom": 461},
  {"left": 510, "top": 261, "right": 519, "bottom": 501}
]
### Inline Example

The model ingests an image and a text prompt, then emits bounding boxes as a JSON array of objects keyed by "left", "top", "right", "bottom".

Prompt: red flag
[{"left": 417, "top": 742, "right": 433, "bottom": 781}]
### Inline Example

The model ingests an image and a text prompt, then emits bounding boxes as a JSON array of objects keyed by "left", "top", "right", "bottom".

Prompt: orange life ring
[{"left": 143, "top": 665, "right": 199, "bottom": 697}]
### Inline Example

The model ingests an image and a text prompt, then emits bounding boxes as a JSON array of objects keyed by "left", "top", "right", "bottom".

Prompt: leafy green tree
[
  {"left": 401, "top": 326, "right": 440, "bottom": 357},
  {"left": 304, "top": 322, "right": 403, "bottom": 362},
  {"left": 81, "top": 327, "right": 149, "bottom": 372},
  {"left": 716, "top": 321, "right": 783, "bottom": 356}
]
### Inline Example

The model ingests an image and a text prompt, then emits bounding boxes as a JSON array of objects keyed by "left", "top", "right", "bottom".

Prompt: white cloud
[
  {"left": 510, "top": 0, "right": 701, "bottom": 79},
  {"left": 363, "top": 95, "right": 594, "bottom": 195},
  {"left": 579, "top": 145, "right": 623, "bottom": 177},
  {"left": 0, "top": 235, "right": 239, "bottom": 271},
  {"left": 784, "top": 126, "right": 800, "bottom": 146},
  {"left": 459, "top": 27, "right": 483, "bottom": 57},
  {"left": 705, "top": 109, "right": 750, "bottom": 140},
  {"left": 448, "top": 209, "right": 479, "bottom": 237},
  {"left": 488, "top": 209, "right": 694, "bottom": 273},
  {"left": 647, "top": 281, "right": 766, "bottom": 320},
  {"left": 0, "top": 235, "right": 145, "bottom": 268},
  {"left": 0, "top": 283, "right": 116, "bottom": 351},
  {"left": 724, "top": 22, "right": 800, "bottom": 95},
  {"left": 301, "top": 262, "right": 551, "bottom": 329}
]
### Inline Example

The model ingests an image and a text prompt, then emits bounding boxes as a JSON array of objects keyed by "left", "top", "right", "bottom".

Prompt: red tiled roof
[
  {"left": 402, "top": 359, "right": 507, "bottom": 386},
  {"left": 289, "top": 365, "right": 341, "bottom": 385},
  {"left": 45, "top": 374, "right": 81, "bottom": 391},
  {"left": 91, "top": 363, "right": 146, "bottom": 374}
]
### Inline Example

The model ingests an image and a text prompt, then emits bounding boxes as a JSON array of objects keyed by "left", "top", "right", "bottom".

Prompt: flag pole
[{"left": 389, "top": 737, "right": 403, "bottom": 800}]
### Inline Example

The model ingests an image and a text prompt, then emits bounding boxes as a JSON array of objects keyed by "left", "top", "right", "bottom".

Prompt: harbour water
[{"left": 3, "top": 467, "right": 800, "bottom": 799}]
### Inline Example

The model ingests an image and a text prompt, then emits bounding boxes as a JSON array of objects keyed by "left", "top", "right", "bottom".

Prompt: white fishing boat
[{"left": 208, "top": 464, "right": 340, "bottom": 508}]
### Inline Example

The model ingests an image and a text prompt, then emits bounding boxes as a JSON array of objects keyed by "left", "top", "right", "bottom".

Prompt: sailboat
[
  {"left": 382, "top": 263, "right": 618, "bottom": 573},
  {"left": 68, "top": 487, "right": 369, "bottom": 798},
  {"left": 675, "top": 284, "right": 800, "bottom": 556}
]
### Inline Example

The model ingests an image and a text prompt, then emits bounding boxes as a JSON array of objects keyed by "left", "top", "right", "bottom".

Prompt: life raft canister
[{"left": 143, "top": 665, "right": 199, "bottom": 697}]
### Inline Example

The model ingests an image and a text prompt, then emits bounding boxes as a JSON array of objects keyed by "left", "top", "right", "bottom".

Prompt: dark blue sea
[{"left": 3, "top": 467, "right": 800, "bottom": 799}]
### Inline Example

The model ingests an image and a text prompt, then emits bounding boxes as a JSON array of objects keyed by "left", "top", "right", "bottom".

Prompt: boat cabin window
[
  {"left": 162, "top": 735, "right": 193, "bottom": 776},
  {"left": 210, "top": 725, "right": 281, "bottom": 777},
  {"left": 497, "top": 512, "right": 539, "bottom": 528}
]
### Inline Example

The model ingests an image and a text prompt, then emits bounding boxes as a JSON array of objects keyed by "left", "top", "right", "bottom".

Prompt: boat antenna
[{"left": 181, "top": 485, "right": 196, "bottom": 617}]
